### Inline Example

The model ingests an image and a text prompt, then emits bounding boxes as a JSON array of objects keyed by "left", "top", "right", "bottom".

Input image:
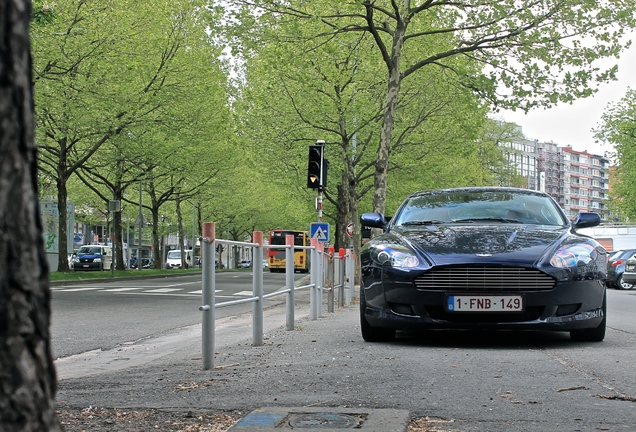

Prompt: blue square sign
[{"left": 310, "top": 222, "right": 330, "bottom": 243}]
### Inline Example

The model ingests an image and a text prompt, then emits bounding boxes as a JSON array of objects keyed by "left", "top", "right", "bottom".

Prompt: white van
[{"left": 165, "top": 249, "right": 195, "bottom": 269}]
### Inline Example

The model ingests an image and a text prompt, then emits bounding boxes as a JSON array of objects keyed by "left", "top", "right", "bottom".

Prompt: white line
[
  {"left": 51, "top": 287, "right": 101, "bottom": 292},
  {"left": 143, "top": 288, "right": 182, "bottom": 293},
  {"left": 103, "top": 288, "right": 141, "bottom": 292},
  {"left": 118, "top": 292, "right": 200, "bottom": 297},
  {"left": 164, "top": 282, "right": 200, "bottom": 287},
  {"left": 186, "top": 290, "right": 222, "bottom": 295},
  {"left": 234, "top": 291, "right": 254, "bottom": 296},
  {"left": 115, "top": 292, "right": 237, "bottom": 298}
]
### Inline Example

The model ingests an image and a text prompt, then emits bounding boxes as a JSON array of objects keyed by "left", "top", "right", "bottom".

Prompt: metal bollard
[
  {"left": 252, "top": 231, "right": 264, "bottom": 346},
  {"left": 338, "top": 248, "right": 345, "bottom": 307},
  {"left": 285, "top": 234, "right": 295, "bottom": 330},
  {"left": 345, "top": 250, "right": 354, "bottom": 305},
  {"left": 310, "top": 238, "right": 319, "bottom": 320},
  {"left": 200, "top": 222, "right": 216, "bottom": 370},
  {"left": 317, "top": 242, "right": 324, "bottom": 317},
  {"left": 327, "top": 245, "right": 335, "bottom": 313}
]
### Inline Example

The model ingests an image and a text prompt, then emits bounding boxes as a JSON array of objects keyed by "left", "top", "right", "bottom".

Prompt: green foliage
[
  {"left": 31, "top": 0, "right": 234, "bottom": 263},
  {"left": 32, "top": 0, "right": 57, "bottom": 25},
  {"left": 229, "top": 0, "right": 496, "bottom": 226},
  {"left": 596, "top": 89, "right": 636, "bottom": 220}
]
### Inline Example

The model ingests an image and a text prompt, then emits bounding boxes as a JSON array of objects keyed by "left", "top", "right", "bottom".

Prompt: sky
[{"left": 496, "top": 37, "right": 636, "bottom": 157}]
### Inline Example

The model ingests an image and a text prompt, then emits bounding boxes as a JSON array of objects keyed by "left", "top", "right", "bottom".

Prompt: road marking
[
  {"left": 143, "top": 288, "right": 182, "bottom": 293},
  {"left": 165, "top": 282, "right": 200, "bottom": 287},
  {"left": 103, "top": 288, "right": 141, "bottom": 292},
  {"left": 51, "top": 287, "right": 101, "bottom": 292},
  {"left": 234, "top": 290, "right": 254, "bottom": 296}
]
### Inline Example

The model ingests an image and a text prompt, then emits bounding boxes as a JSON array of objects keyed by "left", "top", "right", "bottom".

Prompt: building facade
[
  {"left": 560, "top": 146, "right": 611, "bottom": 220},
  {"left": 499, "top": 126, "right": 612, "bottom": 221}
]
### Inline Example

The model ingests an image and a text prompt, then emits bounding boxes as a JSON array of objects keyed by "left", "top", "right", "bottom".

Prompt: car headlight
[
  {"left": 550, "top": 244, "right": 596, "bottom": 268},
  {"left": 370, "top": 244, "right": 419, "bottom": 268},
  {"left": 94, "top": 257, "right": 102, "bottom": 263}
]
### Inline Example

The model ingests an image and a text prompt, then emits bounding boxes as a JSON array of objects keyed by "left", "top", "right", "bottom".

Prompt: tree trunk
[
  {"left": 56, "top": 174, "right": 70, "bottom": 272},
  {"left": 372, "top": 10, "right": 407, "bottom": 217},
  {"left": 151, "top": 206, "right": 162, "bottom": 269},
  {"left": 0, "top": 0, "right": 62, "bottom": 430},
  {"left": 176, "top": 193, "right": 185, "bottom": 267},
  {"left": 114, "top": 190, "right": 125, "bottom": 270}
]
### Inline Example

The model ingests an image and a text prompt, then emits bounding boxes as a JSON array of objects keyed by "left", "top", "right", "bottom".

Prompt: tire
[
  {"left": 618, "top": 274, "right": 634, "bottom": 290},
  {"left": 570, "top": 294, "right": 606, "bottom": 342},
  {"left": 360, "top": 289, "right": 395, "bottom": 342}
]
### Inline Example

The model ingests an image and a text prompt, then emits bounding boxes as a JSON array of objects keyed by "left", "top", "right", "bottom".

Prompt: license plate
[
  {"left": 83, "top": 264, "right": 89, "bottom": 268},
  {"left": 446, "top": 294, "right": 524, "bottom": 312}
]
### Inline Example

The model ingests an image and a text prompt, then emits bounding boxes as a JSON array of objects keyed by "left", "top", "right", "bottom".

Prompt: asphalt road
[
  {"left": 54, "top": 286, "right": 636, "bottom": 432},
  {"left": 50, "top": 271, "right": 309, "bottom": 358}
]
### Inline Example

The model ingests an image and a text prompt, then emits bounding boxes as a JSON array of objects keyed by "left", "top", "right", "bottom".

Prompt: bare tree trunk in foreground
[{"left": 0, "top": 0, "right": 62, "bottom": 430}]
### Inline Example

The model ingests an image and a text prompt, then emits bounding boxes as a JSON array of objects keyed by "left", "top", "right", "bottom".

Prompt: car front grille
[{"left": 414, "top": 266, "right": 556, "bottom": 291}]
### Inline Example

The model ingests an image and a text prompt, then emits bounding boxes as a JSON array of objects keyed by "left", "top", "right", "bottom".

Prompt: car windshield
[
  {"left": 393, "top": 189, "right": 567, "bottom": 227},
  {"left": 78, "top": 246, "right": 103, "bottom": 255},
  {"left": 167, "top": 251, "right": 182, "bottom": 259}
]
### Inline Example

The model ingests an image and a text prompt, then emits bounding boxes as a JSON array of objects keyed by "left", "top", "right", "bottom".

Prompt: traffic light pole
[{"left": 317, "top": 188, "right": 323, "bottom": 222}]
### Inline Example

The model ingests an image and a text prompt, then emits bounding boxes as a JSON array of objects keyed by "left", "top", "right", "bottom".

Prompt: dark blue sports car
[{"left": 360, "top": 187, "right": 607, "bottom": 342}]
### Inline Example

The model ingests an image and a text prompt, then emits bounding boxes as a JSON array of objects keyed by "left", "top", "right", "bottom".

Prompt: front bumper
[
  {"left": 361, "top": 276, "right": 606, "bottom": 332},
  {"left": 73, "top": 261, "right": 103, "bottom": 271}
]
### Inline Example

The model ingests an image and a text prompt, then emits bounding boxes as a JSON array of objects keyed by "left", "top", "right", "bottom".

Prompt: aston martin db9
[{"left": 359, "top": 187, "right": 607, "bottom": 342}]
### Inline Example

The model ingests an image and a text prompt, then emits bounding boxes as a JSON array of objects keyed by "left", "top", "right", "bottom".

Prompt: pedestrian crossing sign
[{"left": 310, "top": 222, "right": 330, "bottom": 243}]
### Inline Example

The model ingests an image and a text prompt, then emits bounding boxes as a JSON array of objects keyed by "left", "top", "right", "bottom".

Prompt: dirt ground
[{"left": 56, "top": 406, "right": 459, "bottom": 431}]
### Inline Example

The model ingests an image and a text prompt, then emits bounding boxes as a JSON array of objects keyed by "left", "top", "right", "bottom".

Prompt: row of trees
[
  {"left": 33, "top": 0, "right": 237, "bottom": 270},
  {"left": 32, "top": 0, "right": 636, "bottom": 273}
]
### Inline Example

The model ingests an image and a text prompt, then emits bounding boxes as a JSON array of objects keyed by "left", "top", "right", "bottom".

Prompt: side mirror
[
  {"left": 572, "top": 212, "right": 601, "bottom": 229},
  {"left": 360, "top": 212, "right": 389, "bottom": 229}
]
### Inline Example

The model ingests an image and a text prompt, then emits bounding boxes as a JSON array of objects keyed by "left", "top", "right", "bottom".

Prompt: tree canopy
[
  {"left": 224, "top": 0, "right": 636, "bottom": 215},
  {"left": 595, "top": 88, "right": 636, "bottom": 221}
]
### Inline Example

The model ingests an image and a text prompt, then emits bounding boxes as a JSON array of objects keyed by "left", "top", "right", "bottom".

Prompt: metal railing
[{"left": 198, "top": 222, "right": 355, "bottom": 370}]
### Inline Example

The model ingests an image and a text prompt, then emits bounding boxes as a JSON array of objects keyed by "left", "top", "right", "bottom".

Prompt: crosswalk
[{"left": 51, "top": 284, "right": 251, "bottom": 298}]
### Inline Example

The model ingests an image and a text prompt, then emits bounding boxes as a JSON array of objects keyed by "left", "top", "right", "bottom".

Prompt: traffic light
[{"left": 307, "top": 144, "right": 324, "bottom": 189}]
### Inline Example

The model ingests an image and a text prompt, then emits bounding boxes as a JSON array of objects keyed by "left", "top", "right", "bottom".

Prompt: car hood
[{"left": 390, "top": 224, "right": 570, "bottom": 267}]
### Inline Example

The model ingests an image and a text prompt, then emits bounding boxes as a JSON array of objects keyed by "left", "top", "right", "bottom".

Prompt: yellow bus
[{"left": 268, "top": 230, "right": 309, "bottom": 273}]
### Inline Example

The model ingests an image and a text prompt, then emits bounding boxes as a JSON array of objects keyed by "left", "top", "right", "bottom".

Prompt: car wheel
[
  {"left": 359, "top": 289, "right": 395, "bottom": 342},
  {"left": 570, "top": 294, "right": 606, "bottom": 342},
  {"left": 618, "top": 275, "right": 634, "bottom": 290}
]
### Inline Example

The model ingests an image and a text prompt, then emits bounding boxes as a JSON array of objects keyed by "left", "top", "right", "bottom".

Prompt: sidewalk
[{"left": 54, "top": 295, "right": 416, "bottom": 431}]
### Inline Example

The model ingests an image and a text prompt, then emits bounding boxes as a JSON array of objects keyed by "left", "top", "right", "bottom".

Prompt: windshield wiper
[
  {"left": 452, "top": 217, "right": 519, "bottom": 223},
  {"left": 402, "top": 220, "right": 447, "bottom": 225}
]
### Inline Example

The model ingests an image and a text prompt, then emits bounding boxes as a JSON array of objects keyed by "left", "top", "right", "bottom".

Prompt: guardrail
[{"left": 198, "top": 222, "right": 355, "bottom": 370}]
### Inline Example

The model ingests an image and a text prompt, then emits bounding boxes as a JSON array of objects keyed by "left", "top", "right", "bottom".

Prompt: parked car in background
[
  {"left": 72, "top": 245, "right": 113, "bottom": 271},
  {"left": 238, "top": 260, "right": 252, "bottom": 268},
  {"left": 605, "top": 249, "right": 636, "bottom": 290},
  {"left": 620, "top": 256, "right": 636, "bottom": 289},
  {"left": 165, "top": 249, "right": 195, "bottom": 269},
  {"left": 360, "top": 187, "right": 607, "bottom": 343},
  {"left": 130, "top": 258, "right": 153, "bottom": 269}
]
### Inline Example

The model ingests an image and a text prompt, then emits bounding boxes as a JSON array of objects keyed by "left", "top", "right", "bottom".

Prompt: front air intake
[{"left": 414, "top": 266, "right": 556, "bottom": 291}]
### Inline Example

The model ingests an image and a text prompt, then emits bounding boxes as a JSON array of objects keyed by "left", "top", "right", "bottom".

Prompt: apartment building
[
  {"left": 560, "top": 146, "right": 611, "bottom": 220},
  {"left": 498, "top": 126, "right": 612, "bottom": 221}
]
